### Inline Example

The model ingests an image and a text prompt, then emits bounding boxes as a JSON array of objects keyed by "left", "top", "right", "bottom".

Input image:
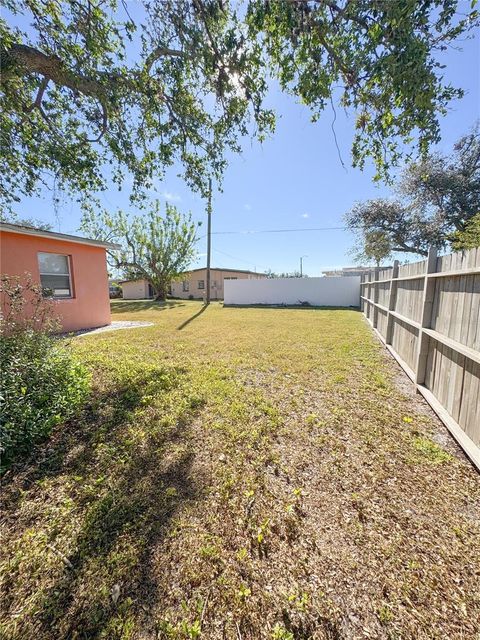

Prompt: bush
[{"left": 0, "top": 275, "right": 90, "bottom": 470}]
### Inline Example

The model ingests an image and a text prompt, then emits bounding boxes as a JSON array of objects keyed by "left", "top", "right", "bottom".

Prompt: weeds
[{"left": 411, "top": 436, "right": 453, "bottom": 464}]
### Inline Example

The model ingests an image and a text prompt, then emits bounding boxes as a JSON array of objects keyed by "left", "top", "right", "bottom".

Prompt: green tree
[
  {"left": 0, "top": 212, "right": 53, "bottom": 230},
  {"left": 350, "top": 230, "right": 392, "bottom": 266},
  {"left": 81, "top": 203, "right": 200, "bottom": 300},
  {"left": 345, "top": 126, "right": 480, "bottom": 257},
  {"left": 449, "top": 212, "right": 480, "bottom": 250},
  {"left": 1, "top": 1, "right": 478, "bottom": 212}
]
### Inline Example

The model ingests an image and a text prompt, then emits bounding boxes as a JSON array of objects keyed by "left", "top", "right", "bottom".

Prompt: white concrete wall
[{"left": 224, "top": 277, "right": 360, "bottom": 307}]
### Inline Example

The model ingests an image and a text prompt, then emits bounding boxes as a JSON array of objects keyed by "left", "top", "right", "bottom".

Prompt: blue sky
[{"left": 11, "top": 5, "right": 480, "bottom": 276}]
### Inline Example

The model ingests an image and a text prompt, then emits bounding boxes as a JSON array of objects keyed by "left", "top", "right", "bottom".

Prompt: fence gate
[{"left": 360, "top": 247, "right": 480, "bottom": 471}]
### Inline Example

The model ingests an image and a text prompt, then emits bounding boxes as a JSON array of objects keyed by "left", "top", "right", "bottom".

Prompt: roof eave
[{"left": 0, "top": 222, "right": 121, "bottom": 250}]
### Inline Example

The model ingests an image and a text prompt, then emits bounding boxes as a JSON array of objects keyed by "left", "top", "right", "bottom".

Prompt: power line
[
  {"left": 211, "top": 226, "right": 348, "bottom": 235},
  {"left": 212, "top": 247, "right": 270, "bottom": 271},
  {"left": 200, "top": 219, "right": 438, "bottom": 238}
]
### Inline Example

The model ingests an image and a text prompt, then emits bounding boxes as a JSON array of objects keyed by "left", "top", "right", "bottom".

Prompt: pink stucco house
[{"left": 0, "top": 222, "right": 119, "bottom": 332}]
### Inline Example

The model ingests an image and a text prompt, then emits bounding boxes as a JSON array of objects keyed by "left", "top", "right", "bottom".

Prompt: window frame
[
  {"left": 182, "top": 280, "right": 190, "bottom": 292},
  {"left": 197, "top": 279, "right": 205, "bottom": 290},
  {"left": 38, "top": 251, "right": 74, "bottom": 299}
]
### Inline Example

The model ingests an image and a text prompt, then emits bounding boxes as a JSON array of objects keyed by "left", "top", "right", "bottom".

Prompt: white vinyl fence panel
[{"left": 224, "top": 276, "right": 360, "bottom": 307}]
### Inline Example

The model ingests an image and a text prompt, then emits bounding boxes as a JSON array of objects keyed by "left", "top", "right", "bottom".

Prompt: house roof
[
  {"left": 119, "top": 267, "right": 266, "bottom": 285},
  {"left": 0, "top": 222, "right": 121, "bottom": 250},
  {"left": 184, "top": 267, "right": 265, "bottom": 276}
]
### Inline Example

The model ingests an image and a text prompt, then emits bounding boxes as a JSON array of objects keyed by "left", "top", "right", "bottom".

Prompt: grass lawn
[{"left": 1, "top": 301, "right": 479, "bottom": 640}]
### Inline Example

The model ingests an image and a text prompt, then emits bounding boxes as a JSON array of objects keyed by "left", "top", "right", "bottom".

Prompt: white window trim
[{"left": 38, "top": 252, "right": 73, "bottom": 299}]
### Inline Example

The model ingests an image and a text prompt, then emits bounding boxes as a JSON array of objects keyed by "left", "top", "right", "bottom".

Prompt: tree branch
[
  {"left": 144, "top": 46, "right": 184, "bottom": 73},
  {"left": 2, "top": 42, "right": 184, "bottom": 142},
  {"left": 23, "top": 76, "right": 49, "bottom": 113},
  {"left": 1, "top": 44, "right": 108, "bottom": 99}
]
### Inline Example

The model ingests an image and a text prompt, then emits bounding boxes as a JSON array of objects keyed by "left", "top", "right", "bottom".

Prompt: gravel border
[{"left": 73, "top": 320, "right": 154, "bottom": 337}]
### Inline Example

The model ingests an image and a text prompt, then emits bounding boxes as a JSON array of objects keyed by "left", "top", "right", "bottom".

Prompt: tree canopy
[
  {"left": 345, "top": 125, "right": 480, "bottom": 259},
  {"left": 1, "top": 0, "right": 478, "bottom": 212},
  {"left": 350, "top": 230, "right": 392, "bottom": 266},
  {"left": 81, "top": 203, "right": 200, "bottom": 300},
  {"left": 449, "top": 212, "right": 480, "bottom": 251}
]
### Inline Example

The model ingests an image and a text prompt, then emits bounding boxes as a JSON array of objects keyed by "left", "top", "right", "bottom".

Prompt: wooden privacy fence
[{"left": 360, "top": 247, "right": 480, "bottom": 470}]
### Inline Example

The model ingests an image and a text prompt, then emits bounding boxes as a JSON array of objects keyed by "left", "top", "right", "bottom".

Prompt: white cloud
[
  {"left": 301, "top": 213, "right": 310, "bottom": 219},
  {"left": 161, "top": 190, "right": 181, "bottom": 202},
  {"left": 244, "top": 203, "right": 252, "bottom": 211}
]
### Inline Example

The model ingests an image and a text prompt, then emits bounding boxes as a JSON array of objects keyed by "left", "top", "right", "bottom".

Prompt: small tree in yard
[{"left": 81, "top": 202, "right": 200, "bottom": 301}]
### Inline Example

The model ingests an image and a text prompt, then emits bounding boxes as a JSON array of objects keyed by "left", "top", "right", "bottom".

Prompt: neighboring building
[
  {"left": 322, "top": 266, "right": 392, "bottom": 277},
  {"left": 0, "top": 222, "right": 120, "bottom": 332},
  {"left": 120, "top": 279, "right": 155, "bottom": 300},
  {"left": 172, "top": 268, "right": 267, "bottom": 300},
  {"left": 120, "top": 268, "right": 267, "bottom": 301}
]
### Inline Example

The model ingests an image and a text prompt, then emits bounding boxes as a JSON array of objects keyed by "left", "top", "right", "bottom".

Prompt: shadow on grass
[
  {"left": 1, "top": 365, "right": 205, "bottom": 639},
  {"left": 111, "top": 300, "right": 186, "bottom": 313},
  {"left": 176, "top": 304, "right": 208, "bottom": 330}
]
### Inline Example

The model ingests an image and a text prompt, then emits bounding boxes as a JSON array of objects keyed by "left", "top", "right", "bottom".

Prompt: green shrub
[{"left": 0, "top": 274, "right": 90, "bottom": 470}]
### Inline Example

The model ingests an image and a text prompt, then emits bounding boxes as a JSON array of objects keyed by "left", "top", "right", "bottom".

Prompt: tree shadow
[
  {"left": 176, "top": 304, "right": 208, "bottom": 330},
  {"left": 0, "top": 365, "right": 205, "bottom": 639},
  {"left": 111, "top": 300, "right": 186, "bottom": 313}
]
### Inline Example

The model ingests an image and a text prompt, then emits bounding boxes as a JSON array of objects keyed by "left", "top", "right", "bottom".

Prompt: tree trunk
[{"left": 154, "top": 282, "right": 167, "bottom": 301}]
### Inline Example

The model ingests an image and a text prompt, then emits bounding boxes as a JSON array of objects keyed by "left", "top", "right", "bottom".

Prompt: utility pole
[
  {"left": 300, "top": 255, "right": 307, "bottom": 277},
  {"left": 206, "top": 178, "right": 212, "bottom": 305}
]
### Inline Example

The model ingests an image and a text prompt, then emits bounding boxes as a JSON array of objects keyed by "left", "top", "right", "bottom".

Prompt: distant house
[
  {"left": 0, "top": 222, "right": 120, "bottom": 332},
  {"left": 172, "top": 268, "right": 267, "bottom": 300},
  {"left": 120, "top": 279, "right": 156, "bottom": 300},
  {"left": 120, "top": 268, "right": 267, "bottom": 300}
]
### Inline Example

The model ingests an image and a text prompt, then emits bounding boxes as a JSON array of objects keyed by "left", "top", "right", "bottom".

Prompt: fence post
[
  {"left": 360, "top": 274, "right": 364, "bottom": 312},
  {"left": 373, "top": 267, "right": 380, "bottom": 328},
  {"left": 415, "top": 247, "right": 438, "bottom": 385},
  {"left": 385, "top": 260, "right": 399, "bottom": 345}
]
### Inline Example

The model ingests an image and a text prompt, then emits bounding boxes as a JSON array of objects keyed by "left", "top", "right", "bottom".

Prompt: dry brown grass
[{"left": 1, "top": 301, "right": 479, "bottom": 640}]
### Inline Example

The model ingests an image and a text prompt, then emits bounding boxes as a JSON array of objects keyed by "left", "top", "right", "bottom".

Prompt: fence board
[{"left": 360, "top": 247, "right": 480, "bottom": 470}]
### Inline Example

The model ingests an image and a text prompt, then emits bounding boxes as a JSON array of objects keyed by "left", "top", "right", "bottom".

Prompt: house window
[
  {"left": 38, "top": 252, "right": 72, "bottom": 298},
  {"left": 212, "top": 280, "right": 217, "bottom": 288},
  {"left": 224, "top": 276, "right": 238, "bottom": 280},
  {"left": 182, "top": 280, "right": 189, "bottom": 292},
  {"left": 198, "top": 280, "right": 205, "bottom": 289}
]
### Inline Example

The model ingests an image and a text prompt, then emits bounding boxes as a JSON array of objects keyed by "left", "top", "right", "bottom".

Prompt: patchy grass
[
  {"left": 1, "top": 301, "right": 479, "bottom": 640},
  {"left": 410, "top": 436, "right": 454, "bottom": 465}
]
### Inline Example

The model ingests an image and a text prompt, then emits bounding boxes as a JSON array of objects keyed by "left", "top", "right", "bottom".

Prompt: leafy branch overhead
[
  {"left": 81, "top": 202, "right": 200, "bottom": 301},
  {"left": 1, "top": 0, "right": 478, "bottom": 210}
]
